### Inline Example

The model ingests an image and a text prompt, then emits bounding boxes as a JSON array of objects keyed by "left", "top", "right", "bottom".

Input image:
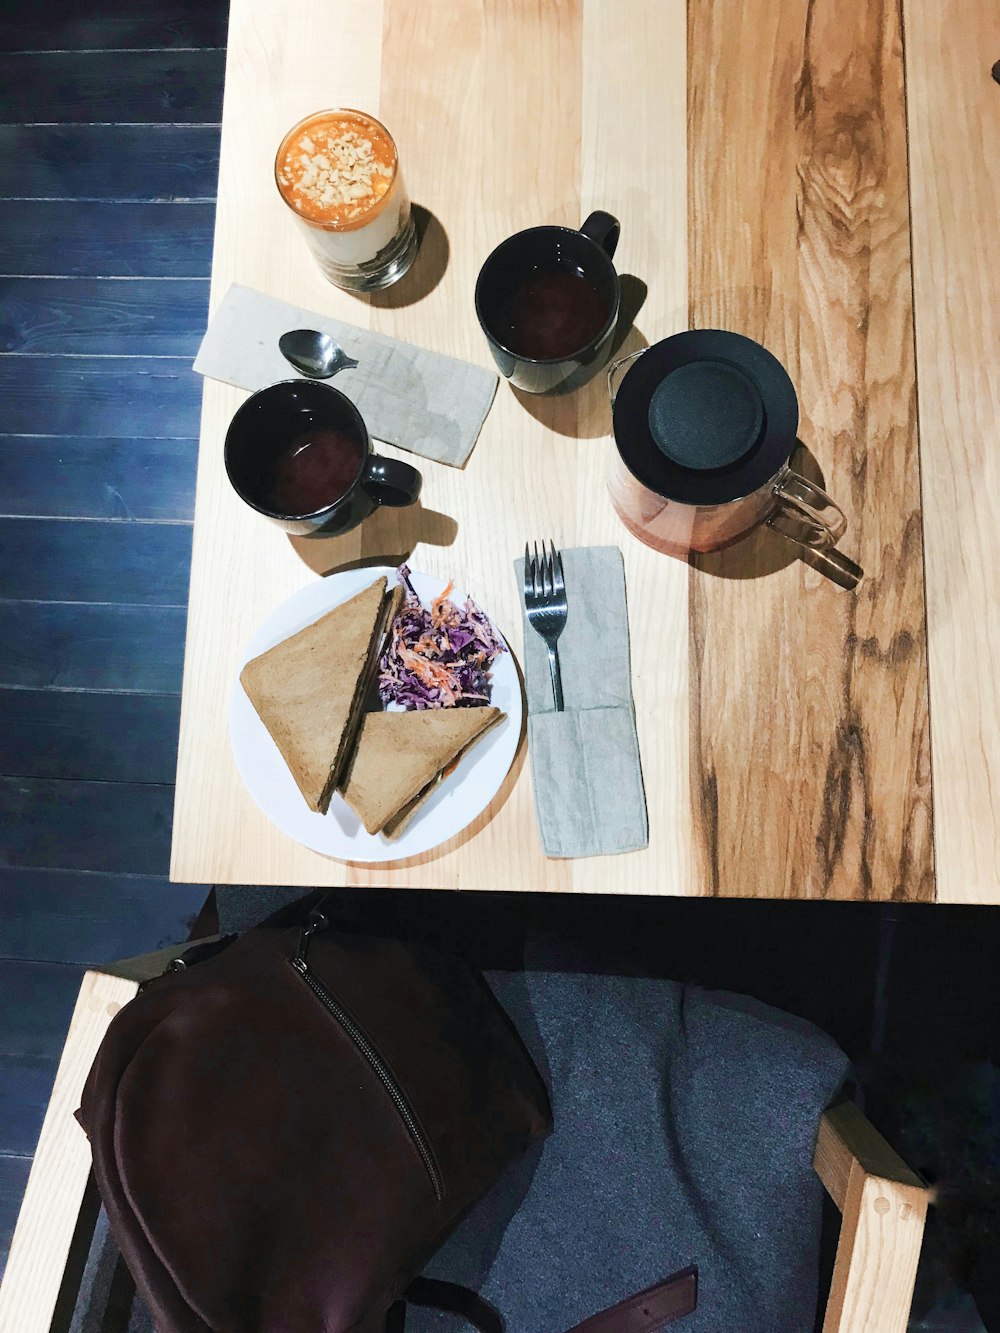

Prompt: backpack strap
[
  {"left": 391, "top": 1267, "right": 697, "bottom": 1332},
  {"left": 565, "top": 1267, "right": 698, "bottom": 1332},
  {"left": 395, "top": 1277, "right": 504, "bottom": 1332}
]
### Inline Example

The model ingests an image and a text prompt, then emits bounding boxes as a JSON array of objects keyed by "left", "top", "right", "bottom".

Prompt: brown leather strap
[
  {"left": 565, "top": 1266, "right": 698, "bottom": 1333},
  {"left": 396, "top": 1266, "right": 696, "bottom": 1333}
]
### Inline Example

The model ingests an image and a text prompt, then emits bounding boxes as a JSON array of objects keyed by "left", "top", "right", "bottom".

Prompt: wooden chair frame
[{"left": 0, "top": 942, "right": 929, "bottom": 1333}]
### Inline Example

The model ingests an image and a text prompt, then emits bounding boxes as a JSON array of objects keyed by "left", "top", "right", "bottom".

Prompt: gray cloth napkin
[
  {"left": 515, "top": 545, "right": 647, "bottom": 857},
  {"left": 193, "top": 283, "right": 497, "bottom": 466}
]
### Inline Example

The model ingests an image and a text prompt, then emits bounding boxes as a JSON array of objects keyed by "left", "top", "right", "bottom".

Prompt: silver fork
[{"left": 524, "top": 541, "right": 568, "bottom": 712}]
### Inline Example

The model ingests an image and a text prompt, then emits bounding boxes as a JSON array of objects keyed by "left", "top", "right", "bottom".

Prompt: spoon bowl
[{"left": 279, "top": 328, "right": 359, "bottom": 379}]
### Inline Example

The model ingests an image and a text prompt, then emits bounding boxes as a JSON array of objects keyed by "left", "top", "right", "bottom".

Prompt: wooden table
[{"left": 171, "top": 0, "right": 999, "bottom": 902}]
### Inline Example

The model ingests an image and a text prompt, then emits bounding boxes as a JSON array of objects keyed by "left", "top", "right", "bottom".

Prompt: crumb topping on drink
[{"left": 276, "top": 111, "right": 397, "bottom": 229}]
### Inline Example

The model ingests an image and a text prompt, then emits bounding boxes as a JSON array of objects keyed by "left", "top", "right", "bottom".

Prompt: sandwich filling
[{"left": 319, "top": 584, "right": 402, "bottom": 812}]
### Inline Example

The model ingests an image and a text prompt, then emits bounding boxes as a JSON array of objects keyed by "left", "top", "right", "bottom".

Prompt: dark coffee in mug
[
  {"left": 265, "top": 427, "right": 363, "bottom": 516},
  {"left": 475, "top": 212, "right": 621, "bottom": 393},
  {"left": 499, "top": 265, "right": 609, "bottom": 360},
  {"left": 224, "top": 379, "right": 421, "bottom": 537}
]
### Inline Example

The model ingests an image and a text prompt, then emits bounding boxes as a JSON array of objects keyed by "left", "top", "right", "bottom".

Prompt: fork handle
[{"left": 547, "top": 644, "right": 564, "bottom": 713}]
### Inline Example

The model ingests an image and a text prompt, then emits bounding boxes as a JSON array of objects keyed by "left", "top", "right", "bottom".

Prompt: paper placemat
[{"left": 194, "top": 283, "right": 497, "bottom": 467}]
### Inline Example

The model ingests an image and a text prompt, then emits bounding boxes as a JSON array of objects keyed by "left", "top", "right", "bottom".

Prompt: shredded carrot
[
  {"left": 398, "top": 645, "right": 458, "bottom": 704},
  {"left": 431, "top": 583, "right": 457, "bottom": 627}
]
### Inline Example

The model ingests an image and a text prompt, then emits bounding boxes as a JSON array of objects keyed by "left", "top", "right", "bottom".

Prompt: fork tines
[{"left": 524, "top": 540, "right": 565, "bottom": 600}]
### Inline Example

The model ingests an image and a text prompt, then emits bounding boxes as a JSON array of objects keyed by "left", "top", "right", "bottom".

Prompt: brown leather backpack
[{"left": 78, "top": 900, "right": 696, "bottom": 1331}]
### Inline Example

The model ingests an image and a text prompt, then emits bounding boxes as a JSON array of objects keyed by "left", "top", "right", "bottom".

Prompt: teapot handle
[
  {"left": 766, "top": 473, "right": 864, "bottom": 590},
  {"left": 607, "top": 347, "right": 646, "bottom": 405}
]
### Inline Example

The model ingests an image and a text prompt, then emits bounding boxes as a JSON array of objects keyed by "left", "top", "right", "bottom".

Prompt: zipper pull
[{"left": 293, "top": 906, "right": 330, "bottom": 972}]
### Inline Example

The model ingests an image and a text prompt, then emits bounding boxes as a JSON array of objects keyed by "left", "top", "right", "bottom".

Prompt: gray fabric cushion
[
  {"left": 218, "top": 885, "right": 309, "bottom": 933},
  {"left": 408, "top": 949, "right": 851, "bottom": 1332}
]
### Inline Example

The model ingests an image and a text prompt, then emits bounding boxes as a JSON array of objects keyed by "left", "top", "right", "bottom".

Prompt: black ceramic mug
[
  {"left": 224, "top": 379, "right": 421, "bottom": 537},
  {"left": 475, "top": 211, "right": 621, "bottom": 394}
]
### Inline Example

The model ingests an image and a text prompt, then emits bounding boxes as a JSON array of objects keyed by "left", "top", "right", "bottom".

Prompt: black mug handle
[
  {"left": 579, "top": 210, "right": 620, "bottom": 261},
  {"left": 362, "top": 452, "right": 422, "bottom": 508}
]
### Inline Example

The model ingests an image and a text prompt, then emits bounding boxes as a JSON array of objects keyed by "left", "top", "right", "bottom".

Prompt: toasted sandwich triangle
[
  {"left": 340, "top": 706, "right": 503, "bottom": 836},
  {"left": 240, "top": 576, "right": 394, "bottom": 813}
]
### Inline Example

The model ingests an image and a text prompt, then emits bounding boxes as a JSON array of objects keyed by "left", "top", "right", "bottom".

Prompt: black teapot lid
[{"left": 612, "top": 329, "right": 799, "bottom": 505}]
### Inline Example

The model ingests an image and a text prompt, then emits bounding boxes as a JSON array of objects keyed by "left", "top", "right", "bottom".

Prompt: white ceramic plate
[{"left": 229, "top": 566, "right": 522, "bottom": 863}]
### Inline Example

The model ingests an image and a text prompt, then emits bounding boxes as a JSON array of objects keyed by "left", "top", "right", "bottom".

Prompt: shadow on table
[
  {"left": 365, "top": 204, "right": 450, "bottom": 309},
  {"left": 510, "top": 273, "right": 649, "bottom": 441},
  {"left": 687, "top": 442, "right": 827, "bottom": 582},
  {"left": 288, "top": 498, "right": 458, "bottom": 576}
]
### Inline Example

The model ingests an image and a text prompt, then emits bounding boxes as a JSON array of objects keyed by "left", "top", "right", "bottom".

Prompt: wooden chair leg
[
  {"left": 0, "top": 939, "right": 217, "bottom": 1333},
  {"left": 814, "top": 1101, "right": 929, "bottom": 1333}
]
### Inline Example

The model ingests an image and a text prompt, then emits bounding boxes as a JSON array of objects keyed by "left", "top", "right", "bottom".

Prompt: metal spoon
[{"left": 279, "top": 328, "right": 359, "bottom": 380}]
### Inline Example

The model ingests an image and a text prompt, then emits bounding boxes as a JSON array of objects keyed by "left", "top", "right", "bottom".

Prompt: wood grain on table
[
  {"left": 171, "top": 0, "right": 999, "bottom": 901},
  {"left": 904, "top": 0, "right": 1000, "bottom": 904},
  {"left": 687, "top": 0, "right": 932, "bottom": 900}
]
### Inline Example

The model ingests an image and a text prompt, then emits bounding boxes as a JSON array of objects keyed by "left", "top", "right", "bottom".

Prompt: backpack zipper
[{"left": 291, "top": 914, "right": 444, "bottom": 1203}]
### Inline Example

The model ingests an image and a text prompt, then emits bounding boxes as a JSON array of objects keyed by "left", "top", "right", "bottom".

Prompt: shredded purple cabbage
[{"left": 378, "top": 565, "right": 506, "bottom": 709}]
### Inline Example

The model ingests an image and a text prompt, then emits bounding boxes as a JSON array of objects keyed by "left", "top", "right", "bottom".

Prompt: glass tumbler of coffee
[
  {"left": 275, "top": 108, "right": 418, "bottom": 292},
  {"left": 475, "top": 212, "right": 621, "bottom": 394}
]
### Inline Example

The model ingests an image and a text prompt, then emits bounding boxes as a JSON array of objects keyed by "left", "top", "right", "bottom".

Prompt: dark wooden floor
[{"left": 0, "top": 0, "right": 229, "bottom": 1273}]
